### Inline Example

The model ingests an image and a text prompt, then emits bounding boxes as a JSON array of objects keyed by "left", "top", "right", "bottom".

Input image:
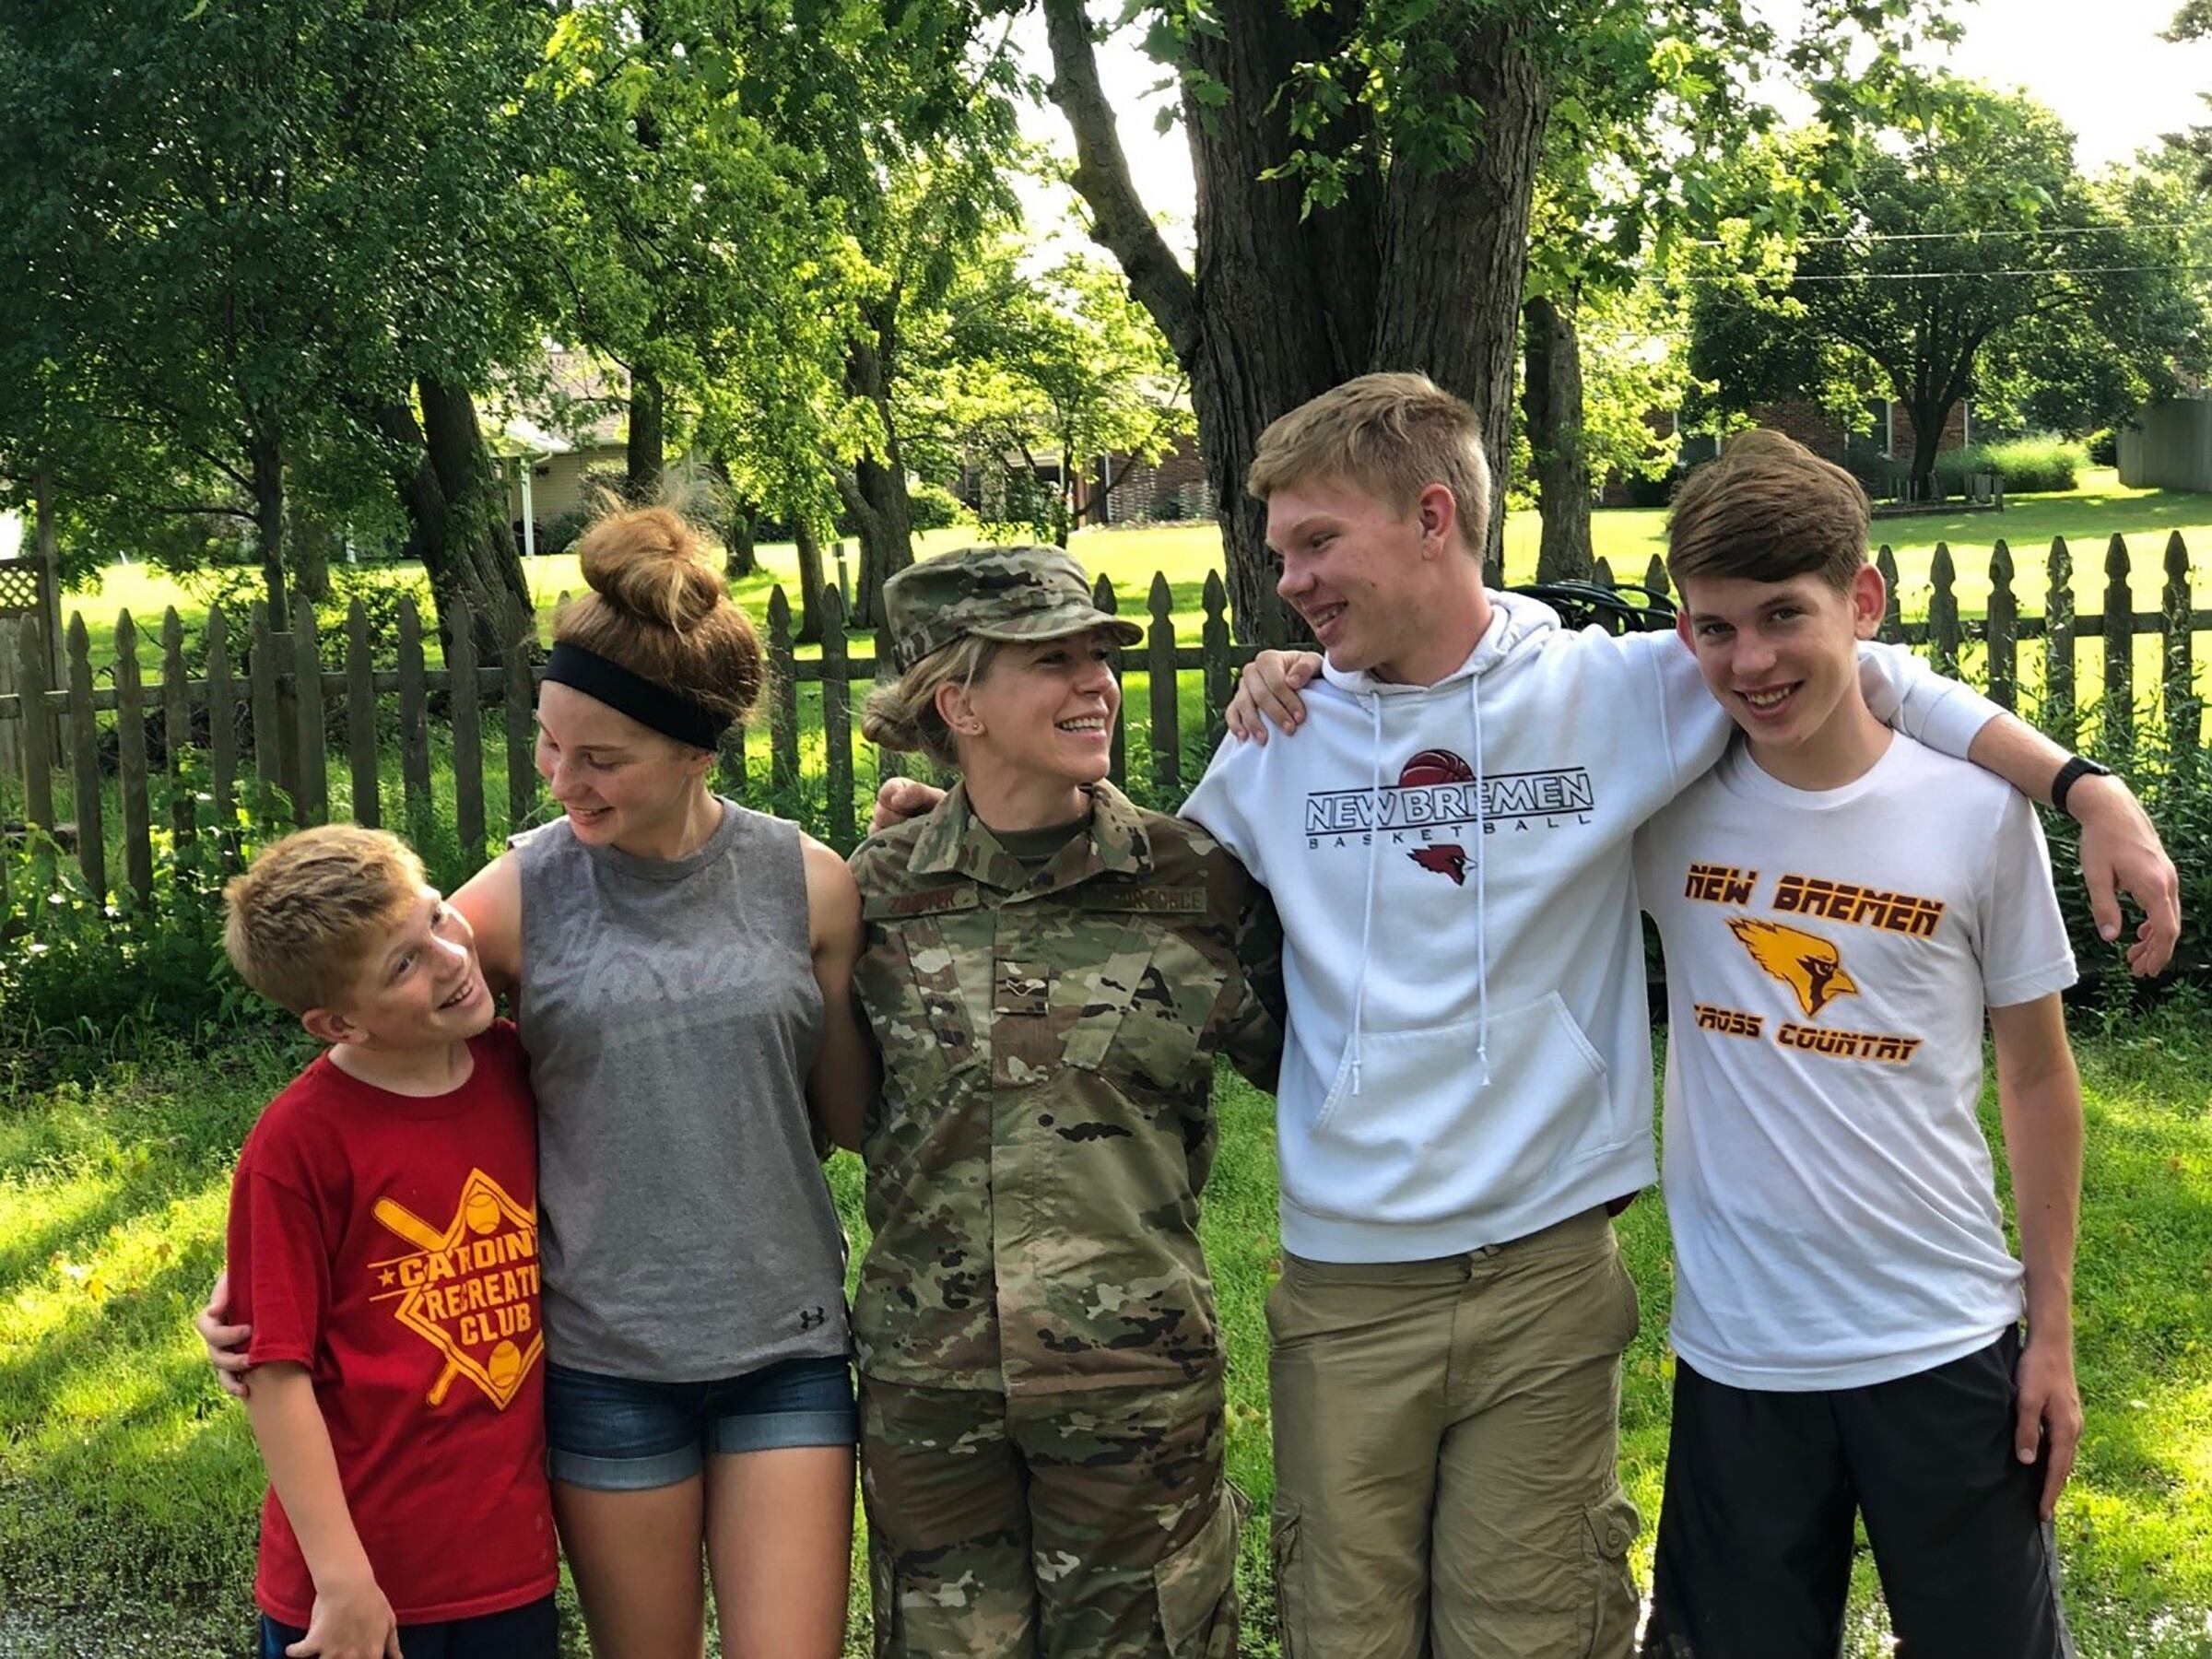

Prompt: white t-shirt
[{"left": 1633, "top": 733, "right": 2077, "bottom": 1391}]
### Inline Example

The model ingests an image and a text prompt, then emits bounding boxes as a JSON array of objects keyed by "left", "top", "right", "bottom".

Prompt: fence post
[
  {"left": 1874, "top": 547, "right": 1902, "bottom": 644},
  {"left": 2102, "top": 535, "right": 2133, "bottom": 752},
  {"left": 1147, "top": 572, "right": 1180, "bottom": 795},
  {"left": 2045, "top": 537, "right": 2076, "bottom": 748},
  {"left": 449, "top": 597, "right": 486, "bottom": 857},
  {"left": 162, "top": 608, "right": 195, "bottom": 861},
  {"left": 1643, "top": 555, "right": 1669, "bottom": 600},
  {"left": 292, "top": 597, "right": 328, "bottom": 827},
  {"left": 0, "top": 613, "right": 20, "bottom": 794},
  {"left": 820, "top": 584, "right": 854, "bottom": 852},
  {"left": 65, "top": 615, "right": 103, "bottom": 900},
  {"left": 397, "top": 598, "right": 432, "bottom": 840},
  {"left": 250, "top": 601, "right": 285, "bottom": 818},
  {"left": 768, "top": 585, "right": 798, "bottom": 801},
  {"left": 18, "top": 614, "right": 54, "bottom": 891},
  {"left": 115, "top": 612, "right": 152, "bottom": 907},
  {"left": 1928, "top": 544, "right": 1959, "bottom": 680},
  {"left": 2163, "top": 530, "right": 2198, "bottom": 754},
  {"left": 1201, "top": 571, "right": 1232, "bottom": 747},
  {"left": 870, "top": 619, "right": 900, "bottom": 788},
  {"left": 1093, "top": 574, "right": 1127, "bottom": 789},
  {"left": 503, "top": 594, "right": 537, "bottom": 836},
  {"left": 714, "top": 594, "right": 753, "bottom": 806},
  {"left": 1986, "top": 541, "right": 2018, "bottom": 713},
  {"left": 207, "top": 609, "right": 238, "bottom": 865},
  {"left": 347, "top": 599, "right": 381, "bottom": 829}
]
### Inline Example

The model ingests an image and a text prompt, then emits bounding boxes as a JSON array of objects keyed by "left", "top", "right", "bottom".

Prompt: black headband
[{"left": 541, "top": 641, "right": 729, "bottom": 749}]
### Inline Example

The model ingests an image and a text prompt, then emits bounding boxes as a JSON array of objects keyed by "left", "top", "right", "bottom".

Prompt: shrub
[
  {"left": 908, "top": 480, "right": 971, "bottom": 532},
  {"left": 1936, "top": 435, "right": 2085, "bottom": 494},
  {"left": 539, "top": 506, "right": 591, "bottom": 558},
  {"left": 2035, "top": 705, "right": 2212, "bottom": 983},
  {"left": 1929, "top": 443, "right": 1995, "bottom": 492},
  {"left": 312, "top": 565, "right": 438, "bottom": 672},
  {"left": 2088, "top": 428, "right": 2118, "bottom": 467},
  {"left": 1621, "top": 467, "right": 1682, "bottom": 509}
]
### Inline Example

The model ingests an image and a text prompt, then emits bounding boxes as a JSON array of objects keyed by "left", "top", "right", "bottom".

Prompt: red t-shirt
[{"left": 227, "top": 1019, "right": 557, "bottom": 1626}]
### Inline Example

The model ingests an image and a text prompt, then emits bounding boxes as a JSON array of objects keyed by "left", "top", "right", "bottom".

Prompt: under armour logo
[{"left": 797, "top": 1306, "right": 828, "bottom": 1332}]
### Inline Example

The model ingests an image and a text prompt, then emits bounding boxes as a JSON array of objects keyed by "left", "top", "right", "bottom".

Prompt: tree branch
[{"left": 1038, "top": 0, "right": 1198, "bottom": 366}]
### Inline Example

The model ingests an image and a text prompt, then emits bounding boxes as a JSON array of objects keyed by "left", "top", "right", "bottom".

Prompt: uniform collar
[{"left": 911, "top": 779, "right": 1152, "bottom": 893}]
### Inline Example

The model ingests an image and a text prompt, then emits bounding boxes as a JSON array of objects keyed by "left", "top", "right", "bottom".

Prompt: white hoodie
[{"left": 1180, "top": 591, "right": 2000, "bottom": 1263}]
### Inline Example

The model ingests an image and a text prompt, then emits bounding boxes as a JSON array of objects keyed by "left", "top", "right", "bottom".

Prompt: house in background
[
  {"left": 1735, "top": 396, "right": 1971, "bottom": 467},
  {"left": 1616, "top": 396, "right": 1972, "bottom": 506},
  {"left": 493, "top": 350, "right": 629, "bottom": 550},
  {"left": 957, "top": 434, "right": 1218, "bottom": 529},
  {"left": 1088, "top": 436, "right": 1214, "bottom": 524}
]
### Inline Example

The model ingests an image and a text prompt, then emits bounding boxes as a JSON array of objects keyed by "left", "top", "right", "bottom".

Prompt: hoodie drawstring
[
  {"left": 1470, "top": 673, "right": 1491, "bottom": 1087},
  {"left": 1348, "top": 696, "right": 1383, "bottom": 1095}
]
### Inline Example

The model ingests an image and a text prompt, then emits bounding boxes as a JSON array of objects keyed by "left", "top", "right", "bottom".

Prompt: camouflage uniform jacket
[{"left": 849, "top": 780, "right": 1284, "bottom": 1395}]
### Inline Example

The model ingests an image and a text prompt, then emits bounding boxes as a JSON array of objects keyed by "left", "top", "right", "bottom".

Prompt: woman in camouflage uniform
[{"left": 852, "top": 545, "right": 1284, "bottom": 1659}]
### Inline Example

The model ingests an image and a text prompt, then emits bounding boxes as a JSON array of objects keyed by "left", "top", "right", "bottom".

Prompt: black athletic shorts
[{"left": 1641, "top": 1326, "right": 2075, "bottom": 1659}]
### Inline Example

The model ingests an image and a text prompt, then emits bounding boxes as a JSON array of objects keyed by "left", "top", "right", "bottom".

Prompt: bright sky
[{"left": 1014, "top": 0, "right": 2212, "bottom": 250}]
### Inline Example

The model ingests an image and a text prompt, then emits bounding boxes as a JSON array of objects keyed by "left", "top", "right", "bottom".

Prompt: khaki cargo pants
[
  {"left": 1267, "top": 1205, "right": 1642, "bottom": 1659},
  {"left": 862, "top": 1373, "right": 1241, "bottom": 1659}
]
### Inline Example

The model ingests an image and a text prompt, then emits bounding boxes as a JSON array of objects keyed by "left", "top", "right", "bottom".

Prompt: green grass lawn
[
  {"left": 55, "top": 472, "right": 2212, "bottom": 676},
  {"left": 3, "top": 1000, "right": 2209, "bottom": 1655}
]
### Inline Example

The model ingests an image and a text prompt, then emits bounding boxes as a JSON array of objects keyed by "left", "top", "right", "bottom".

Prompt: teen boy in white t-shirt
[{"left": 1633, "top": 430, "right": 2085, "bottom": 1658}]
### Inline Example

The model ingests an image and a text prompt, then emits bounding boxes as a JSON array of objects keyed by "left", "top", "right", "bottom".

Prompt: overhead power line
[
  {"left": 1677, "top": 261, "right": 2212, "bottom": 283},
  {"left": 1689, "top": 222, "right": 2202, "bottom": 247}
]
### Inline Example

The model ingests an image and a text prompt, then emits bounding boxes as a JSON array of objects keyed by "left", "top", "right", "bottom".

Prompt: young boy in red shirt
[{"left": 222, "top": 825, "right": 557, "bottom": 1659}]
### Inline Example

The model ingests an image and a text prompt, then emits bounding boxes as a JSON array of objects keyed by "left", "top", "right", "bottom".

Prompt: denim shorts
[{"left": 544, "top": 1354, "right": 857, "bottom": 1490}]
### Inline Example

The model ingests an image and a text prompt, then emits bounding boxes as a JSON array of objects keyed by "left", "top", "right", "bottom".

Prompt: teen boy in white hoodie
[{"left": 1204, "top": 374, "right": 2175, "bottom": 1659}]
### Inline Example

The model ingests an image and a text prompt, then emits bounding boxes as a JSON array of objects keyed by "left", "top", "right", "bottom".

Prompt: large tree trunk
[
  {"left": 291, "top": 513, "right": 333, "bottom": 605},
  {"left": 373, "top": 380, "right": 534, "bottom": 663},
  {"left": 1907, "top": 396, "right": 1948, "bottom": 497},
  {"left": 724, "top": 500, "right": 759, "bottom": 581},
  {"left": 1524, "top": 293, "right": 1593, "bottom": 583},
  {"left": 841, "top": 331, "right": 914, "bottom": 629},
  {"left": 246, "top": 416, "right": 288, "bottom": 622},
  {"left": 1176, "top": 0, "right": 1369, "bottom": 643},
  {"left": 1367, "top": 18, "right": 1545, "bottom": 588},
  {"left": 707, "top": 453, "right": 759, "bottom": 579},
  {"left": 792, "top": 516, "right": 828, "bottom": 645},
  {"left": 1042, "top": 0, "right": 1547, "bottom": 638},
  {"left": 628, "top": 369, "right": 665, "bottom": 501}
]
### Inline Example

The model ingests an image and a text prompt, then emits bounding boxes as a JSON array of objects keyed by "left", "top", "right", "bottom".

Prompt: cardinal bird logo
[
  {"left": 1727, "top": 917, "right": 1859, "bottom": 1018},
  {"left": 1399, "top": 749, "right": 1474, "bottom": 882},
  {"left": 1409, "top": 845, "right": 1469, "bottom": 884}
]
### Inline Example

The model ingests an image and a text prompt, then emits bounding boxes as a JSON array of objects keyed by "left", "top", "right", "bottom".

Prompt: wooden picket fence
[
  {"left": 0, "top": 532, "right": 2206, "bottom": 932},
  {"left": 0, "top": 568, "right": 1253, "bottom": 924}
]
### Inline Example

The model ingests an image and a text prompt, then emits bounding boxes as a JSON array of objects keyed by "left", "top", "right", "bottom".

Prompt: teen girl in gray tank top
[{"left": 513, "top": 802, "right": 849, "bottom": 1378}]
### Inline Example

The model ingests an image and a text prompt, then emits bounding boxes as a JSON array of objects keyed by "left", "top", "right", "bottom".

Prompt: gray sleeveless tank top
[{"left": 513, "top": 801, "right": 850, "bottom": 1380}]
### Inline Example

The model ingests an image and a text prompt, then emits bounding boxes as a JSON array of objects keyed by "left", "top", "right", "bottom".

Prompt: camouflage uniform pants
[{"left": 861, "top": 1373, "right": 1241, "bottom": 1659}]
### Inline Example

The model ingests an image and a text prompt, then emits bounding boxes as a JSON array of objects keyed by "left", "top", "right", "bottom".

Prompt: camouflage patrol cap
[{"left": 884, "top": 546, "right": 1144, "bottom": 672}]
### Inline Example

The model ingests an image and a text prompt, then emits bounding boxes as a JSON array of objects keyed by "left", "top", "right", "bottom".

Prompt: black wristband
[{"left": 2051, "top": 754, "right": 2112, "bottom": 818}]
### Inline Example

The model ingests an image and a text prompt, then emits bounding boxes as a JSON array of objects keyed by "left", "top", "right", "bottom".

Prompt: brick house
[
  {"left": 1744, "top": 397, "right": 1971, "bottom": 465},
  {"left": 1605, "top": 396, "right": 1972, "bottom": 505},
  {"left": 961, "top": 435, "right": 1217, "bottom": 527}
]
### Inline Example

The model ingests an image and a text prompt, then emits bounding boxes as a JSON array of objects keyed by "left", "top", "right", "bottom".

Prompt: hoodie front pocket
[{"left": 1295, "top": 994, "right": 1614, "bottom": 1224}]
